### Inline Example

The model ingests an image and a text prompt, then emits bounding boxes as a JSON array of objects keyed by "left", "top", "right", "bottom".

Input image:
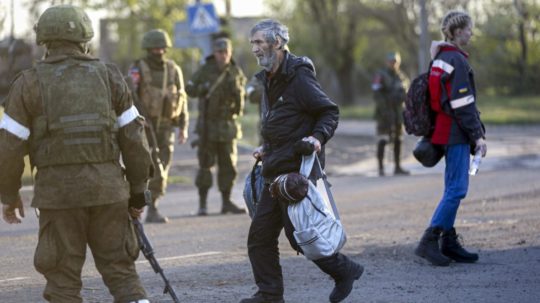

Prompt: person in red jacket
[{"left": 414, "top": 10, "right": 487, "bottom": 266}]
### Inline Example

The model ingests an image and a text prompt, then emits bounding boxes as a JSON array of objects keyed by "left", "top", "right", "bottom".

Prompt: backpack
[
  {"left": 287, "top": 153, "right": 347, "bottom": 260},
  {"left": 402, "top": 63, "right": 434, "bottom": 136}
]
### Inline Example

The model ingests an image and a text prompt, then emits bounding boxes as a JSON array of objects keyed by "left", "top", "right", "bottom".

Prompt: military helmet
[
  {"left": 141, "top": 29, "right": 172, "bottom": 49},
  {"left": 35, "top": 5, "right": 94, "bottom": 45}
]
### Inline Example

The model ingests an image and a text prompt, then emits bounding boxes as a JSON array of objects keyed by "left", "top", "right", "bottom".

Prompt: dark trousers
[
  {"left": 35, "top": 202, "right": 146, "bottom": 303},
  {"left": 247, "top": 184, "right": 298, "bottom": 296},
  {"left": 247, "top": 184, "right": 353, "bottom": 297}
]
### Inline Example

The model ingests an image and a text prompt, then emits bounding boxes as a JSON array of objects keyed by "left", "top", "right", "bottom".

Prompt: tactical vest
[
  {"left": 31, "top": 58, "right": 119, "bottom": 168},
  {"left": 138, "top": 59, "right": 183, "bottom": 119}
]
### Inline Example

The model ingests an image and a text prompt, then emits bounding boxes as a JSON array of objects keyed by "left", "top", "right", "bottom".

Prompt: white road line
[
  {"left": 135, "top": 251, "right": 222, "bottom": 264},
  {"left": 0, "top": 277, "right": 30, "bottom": 283}
]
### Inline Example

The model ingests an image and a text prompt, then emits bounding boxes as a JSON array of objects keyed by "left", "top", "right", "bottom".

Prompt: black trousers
[
  {"left": 246, "top": 184, "right": 353, "bottom": 297},
  {"left": 247, "top": 184, "right": 297, "bottom": 296}
]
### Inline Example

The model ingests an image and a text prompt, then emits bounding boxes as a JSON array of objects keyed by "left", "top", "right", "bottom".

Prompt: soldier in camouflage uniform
[
  {"left": 0, "top": 5, "right": 153, "bottom": 302},
  {"left": 372, "top": 52, "right": 410, "bottom": 176},
  {"left": 186, "top": 38, "right": 246, "bottom": 216},
  {"left": 128, "top": 29, "right": 189, "bottom": 223}
]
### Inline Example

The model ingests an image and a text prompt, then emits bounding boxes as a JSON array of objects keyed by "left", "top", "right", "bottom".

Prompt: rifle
[{"left": 132, "top": 215, "right": 181, "bottom": 303}]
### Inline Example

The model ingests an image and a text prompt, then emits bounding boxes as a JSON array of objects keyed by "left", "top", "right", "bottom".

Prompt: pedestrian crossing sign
[{"left": 187, "top": 3, "right": 220, "bottom": 35}]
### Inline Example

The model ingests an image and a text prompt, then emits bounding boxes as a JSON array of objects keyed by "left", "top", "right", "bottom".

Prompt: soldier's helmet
[
  {"left": 34, "top": 5, "right": 94, "bottom": 45},
  {"left": 142, "top": 29, "right": 172, "bottom": 49}
]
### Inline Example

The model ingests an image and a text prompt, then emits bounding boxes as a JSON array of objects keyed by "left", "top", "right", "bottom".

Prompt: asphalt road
[{"left": 0, "top": 121, "right": 539, "bottom": 303}]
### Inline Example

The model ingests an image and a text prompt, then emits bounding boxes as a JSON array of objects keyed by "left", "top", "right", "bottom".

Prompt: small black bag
[
  {"left": 413, "top": 136, "right": 444, "bottom": 167},
  {"left": 243, "top": 160, "right": 265, "bottom": 219}
]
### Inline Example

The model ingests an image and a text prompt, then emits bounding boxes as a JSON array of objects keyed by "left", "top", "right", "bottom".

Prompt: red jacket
[{"left": 429, "top": 44, "right": 484, "bottom": 145}]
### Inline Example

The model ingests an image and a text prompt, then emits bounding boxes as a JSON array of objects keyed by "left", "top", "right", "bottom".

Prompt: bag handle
[
  {"left": 250, "top": 159, "right": 261, "bottom": 206},
  {"left": 300, "top": 152, "right": 341, "bottom": 220}
]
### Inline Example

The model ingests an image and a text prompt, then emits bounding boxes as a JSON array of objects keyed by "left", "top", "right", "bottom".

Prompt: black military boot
[
  {"left": 414, "top": 227, "right": 451, "bottom": 266},
  {"left": 314, "top": 253, "right": 364, "bottom": 303},
  {"left": 145, "top": 201, "right": 168, "bottom": 223},
  {"left": 441, "top": 228, "right": 479, "bottom": 263},
  {"left": 377, "top": 139, "right": 386, "bottom": 176},
  {"left": 393, "top": 140, "right": 410, "bottom": 175},
  {"left": 221, "top": 191, "right": 245, "bottom": 214},
  {"left": 239, "top": 292, "right": 284, "bottom": 303},
  {"left": 197, "top": 189, "right": 208, "bottom": 216}
]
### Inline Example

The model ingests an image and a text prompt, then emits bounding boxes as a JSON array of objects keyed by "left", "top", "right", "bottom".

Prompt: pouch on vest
[
  {"left": 287, "top": 153, "right": 347, "bottom": 261},
  {"left": 139, "top": 60, "right": 183, "bottom": 120},
  {"left": 31, "top": 59, "right": 119, "bottom": 167}
]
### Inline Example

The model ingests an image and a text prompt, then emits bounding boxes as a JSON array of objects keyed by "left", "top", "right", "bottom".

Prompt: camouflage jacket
[
  {"left": 0, "top": 47, "right": 152, "bottom": 209},
  {"left": 128, "top": 57, "right": 188, "bottom": 131},
  {"left": 186, "top": 56, "right": 246, "bottom": 142},
  {"left": 372, "top": 67, "right": 409, "bottom": 123}
]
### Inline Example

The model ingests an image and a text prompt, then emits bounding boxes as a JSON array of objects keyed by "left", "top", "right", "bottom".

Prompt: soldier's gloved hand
[
  {"left": 129, "top": 192, "right": 147, "bottom": 209},
  {"left": 129, "top": 192, "right": 148, "bottom": 219},
  {"left": 2, "top": 196, "right": 25, "bottom": 224},
  {"left": 474, "top": 137, "right": 487, "bottom": 157}
]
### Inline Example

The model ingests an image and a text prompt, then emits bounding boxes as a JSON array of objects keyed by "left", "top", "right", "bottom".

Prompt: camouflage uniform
[
  {"left": 372, "top": 52, "right": 410, "bottom": 176},
  {"left": 0, "top": 5, "right": 152, "bottom": 303},
  {"left": 128, "top": 29, "right": 188, "bottom": 223},
  {"left": 186, "top": 38, "right": 246, "bottom": 215}
]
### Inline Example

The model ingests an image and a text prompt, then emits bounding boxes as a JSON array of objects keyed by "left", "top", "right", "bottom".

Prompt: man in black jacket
[{"left": 240, "top": 19, "right": 363, "bottom": 303}]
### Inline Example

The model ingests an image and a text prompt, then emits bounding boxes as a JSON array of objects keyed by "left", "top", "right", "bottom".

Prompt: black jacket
[{"left": 256, "top": 52, "right": 339, "bottom": 179}]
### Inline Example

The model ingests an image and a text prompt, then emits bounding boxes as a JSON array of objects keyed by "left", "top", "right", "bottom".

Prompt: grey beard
[{"left": 258, "top": 51, "right": 277, "bottom": 72}]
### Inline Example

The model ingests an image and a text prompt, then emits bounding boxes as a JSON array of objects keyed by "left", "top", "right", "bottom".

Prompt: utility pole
[
  {"left": 10, "top": 0, "right": 14, "bottom": 41},
  {"left": 418, "top": 0, "right": 429, "bottom": 72},
  {"left": 225, "top": 0, "right": 231, "bottom": 19}
]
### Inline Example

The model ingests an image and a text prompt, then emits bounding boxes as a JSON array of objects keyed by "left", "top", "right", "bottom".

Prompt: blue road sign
[{"left": 187, "top": 3, "right": 220, "bottom": 35}]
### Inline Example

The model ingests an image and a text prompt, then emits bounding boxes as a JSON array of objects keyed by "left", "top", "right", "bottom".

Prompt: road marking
[
  {"left": 135, "top": 251, "right": 222, "bottom": 264},
  {"left": 0, "top": 277, "right": 30, "bottom": 283}
]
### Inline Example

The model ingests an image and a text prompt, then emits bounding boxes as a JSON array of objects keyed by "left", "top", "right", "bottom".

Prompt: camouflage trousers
[
  {"left": 34, "top": 202, "right": 146, "bottom": 303},
  {"left": 147, "top": 123, "right": 176, "bottom": 201},
  {"left": 195, "top": 139, "right": 238, "bottom": 192}
]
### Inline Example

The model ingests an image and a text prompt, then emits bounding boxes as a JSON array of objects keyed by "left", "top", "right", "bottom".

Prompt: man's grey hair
[{"left": 250, "top": 19, "right": 289, "bottom": 48}]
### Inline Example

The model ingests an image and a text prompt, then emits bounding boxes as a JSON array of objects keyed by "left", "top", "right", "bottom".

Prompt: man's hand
[
  {"left": 178, "top": 130, "right": 188, "bottom": 145},
  {"left": 252, "top": 145, "right": 264, "bottom": 160},
  {"left": 475, "top": 138, "right": 487, "bottom": 157},
  {"left": 303, "top": 136, "right": 321, "bottom": 152},
  {"left": 129, "top": 207, "right": 144, "bottom": 219},
  {"left": 294, "top": 136, "right": 321, "bottom": 155},
  {"left": 2, "top": 198, "right": 25, "bottom": 224}
]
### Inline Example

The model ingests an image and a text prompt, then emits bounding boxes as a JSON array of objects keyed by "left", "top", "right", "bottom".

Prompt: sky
[{"left": 1, "top": 0, "right": 265, "bottom": 40}]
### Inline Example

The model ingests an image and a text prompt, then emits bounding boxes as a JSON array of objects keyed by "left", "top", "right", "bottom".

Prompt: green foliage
[
  {"left": 470, "top": 0, "right": 540, "bottom": 95},
  {"left": 478, "top": 95, "right": 540, "bottom": 124}
]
